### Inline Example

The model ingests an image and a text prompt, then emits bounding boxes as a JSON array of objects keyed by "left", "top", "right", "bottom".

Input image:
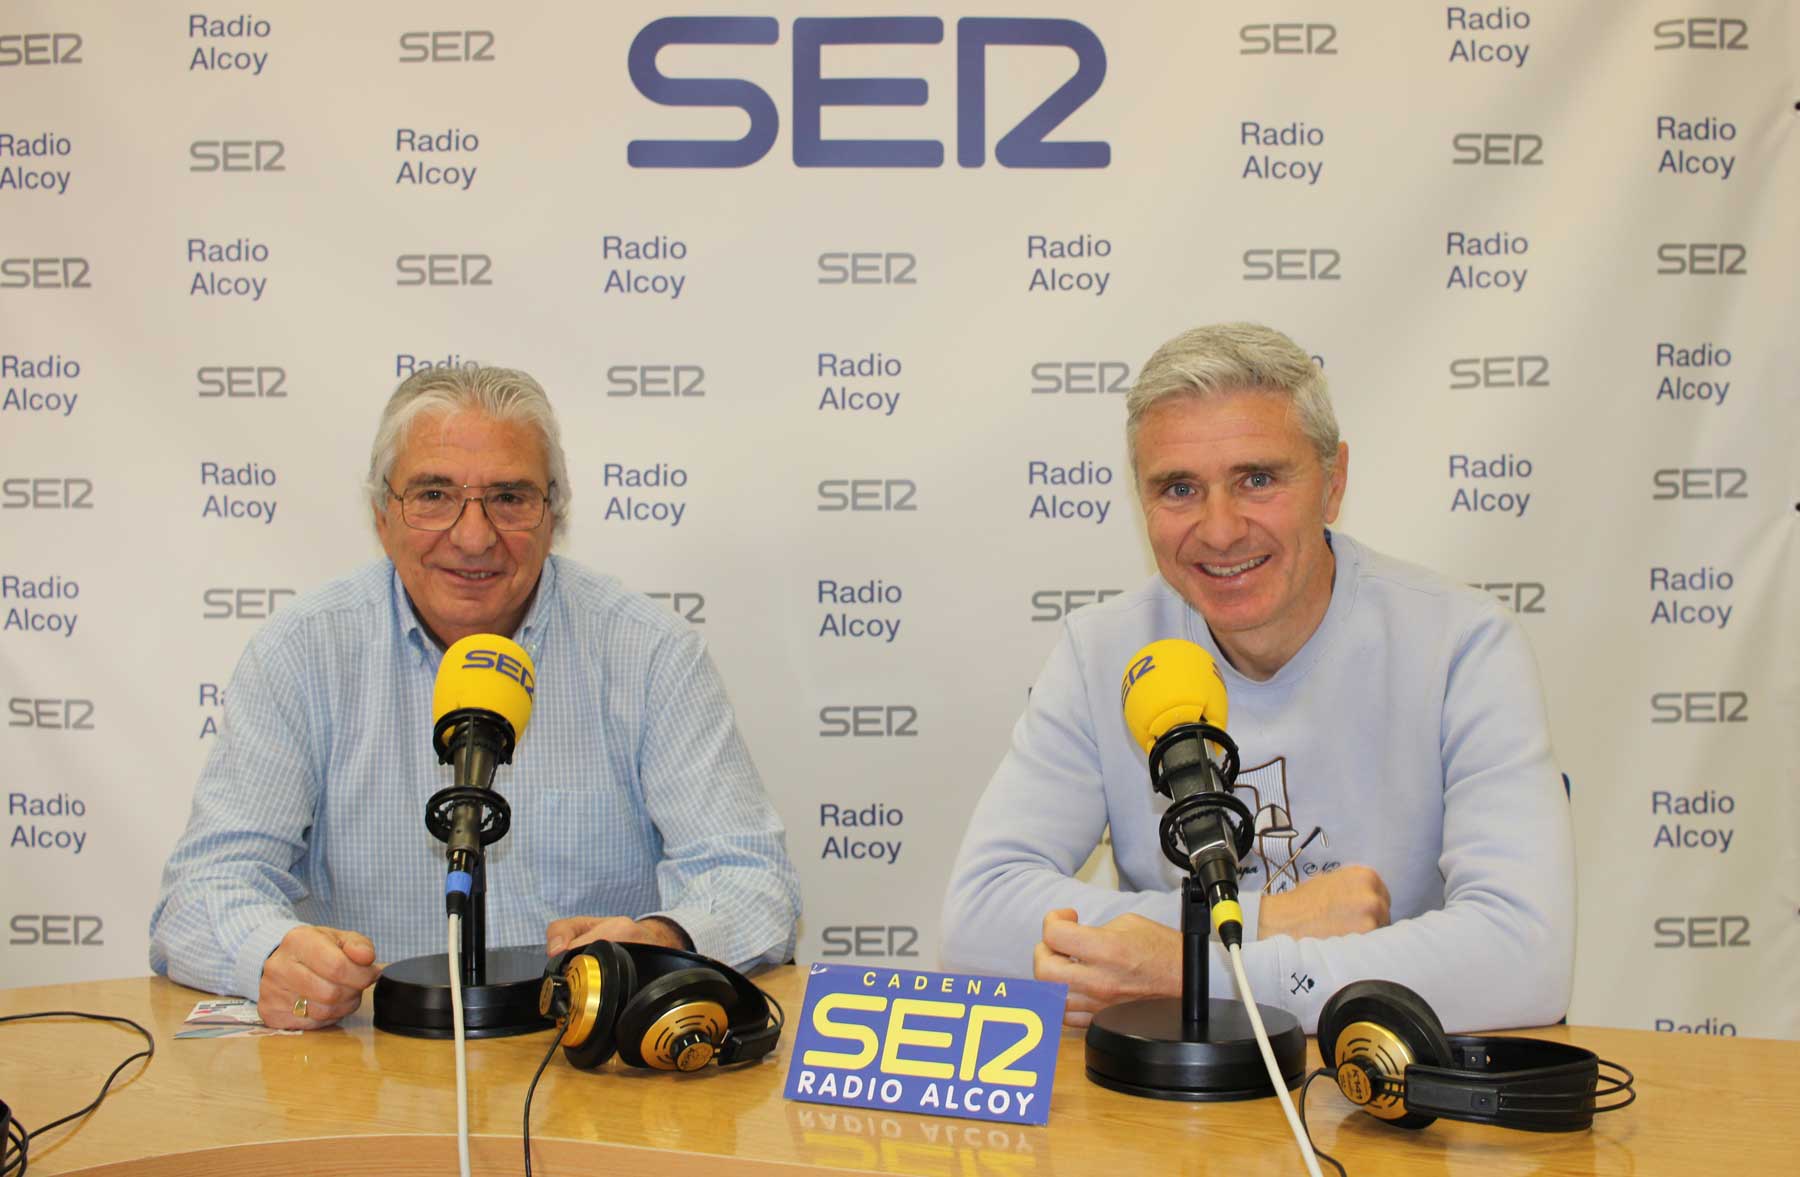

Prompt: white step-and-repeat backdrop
[{"left": 4, "top": 2, "right": 1796, "bottom": 1040}]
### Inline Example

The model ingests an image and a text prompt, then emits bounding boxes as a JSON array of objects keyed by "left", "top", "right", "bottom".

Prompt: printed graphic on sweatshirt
[{"left": 1231, "top": 756, "right": 1339, "bottom": 895}]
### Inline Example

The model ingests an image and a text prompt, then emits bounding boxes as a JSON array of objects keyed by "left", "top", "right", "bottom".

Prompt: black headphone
[
  {"left": 1316, "top": 980, "right": 1634, "bottom": 1132},
  {"left": 537, "top": 940, "right": 782, "bottom": 1072}
]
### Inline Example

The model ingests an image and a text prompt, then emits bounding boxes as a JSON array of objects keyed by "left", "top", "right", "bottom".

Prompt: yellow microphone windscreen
[
  {"left": 433, "top": 634, "right": 536, "bottom": 755},
  {"left": 1120, "top": 638, "right": 1229, "bottom": 754}
]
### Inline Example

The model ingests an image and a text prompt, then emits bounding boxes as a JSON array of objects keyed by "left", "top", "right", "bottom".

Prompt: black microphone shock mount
[
  {"left": 373, "top": 708, "right": 551, "bottom": 1039},
  {"left": 1085, "top": 722, "right": 1308, "bottom": 1100}
]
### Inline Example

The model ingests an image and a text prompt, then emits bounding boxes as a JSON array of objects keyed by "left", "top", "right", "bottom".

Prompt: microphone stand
[
  {"left": 373, "top": 715, "right": 551, "bottom": 1039},
  {"left": 1085, "top": 726, "right": 1306, "bottom": 1100}
]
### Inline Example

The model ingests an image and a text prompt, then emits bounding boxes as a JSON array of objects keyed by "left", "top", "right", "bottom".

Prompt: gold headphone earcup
[
  {"left": 559, "top": 941, "right": 637, "bottom": 1070},
  {"left": 614, "top": 968, "right": 735, "bottom": 1071},
  {"left": 1317, "top": 980, "right": 1453, "bottom": 1130}
]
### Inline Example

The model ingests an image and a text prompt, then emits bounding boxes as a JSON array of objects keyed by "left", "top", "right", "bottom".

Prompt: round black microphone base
[
  {"left": 1085, "top": 997, "right": 1305, "bottom": 1101},
  {"left": 373, "top": 947, "right": 552, "bottom": 1039}
]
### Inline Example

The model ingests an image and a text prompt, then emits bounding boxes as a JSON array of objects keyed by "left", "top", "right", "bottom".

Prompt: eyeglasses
[{"left": 384, "top": 479, "right": 554, "bottom": 532}]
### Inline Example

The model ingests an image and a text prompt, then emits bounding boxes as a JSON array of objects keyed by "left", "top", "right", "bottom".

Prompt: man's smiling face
[
  {"left": 1135, "top": 389, "right": 1348, "bottom": 678},
  {"left": 374, "top": 411, "right": 554, "bottom": 647}
]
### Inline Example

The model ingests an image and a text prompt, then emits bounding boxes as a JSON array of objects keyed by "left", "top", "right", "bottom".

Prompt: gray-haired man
[
  {"left": 942, "top": 323, "right": 1573, "bottom": 1034},
  {"left": 152, "top": 366, "right": 800, "bottom": 1028}
]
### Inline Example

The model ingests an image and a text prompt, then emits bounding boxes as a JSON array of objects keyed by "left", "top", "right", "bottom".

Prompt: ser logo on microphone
[
  {"left": 1120, "top": 653, "right": 1155, "bottom": 704},
  {"left": 461, "top": 648, "right": 534, "bottom": 696}
]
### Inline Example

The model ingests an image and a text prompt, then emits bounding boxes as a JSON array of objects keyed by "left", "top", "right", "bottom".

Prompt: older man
[
  {"left": 940, "top": 323, "right": 1573, "bottom": 1033},
  {"left": 151, "top": 366, "right": 799, "bottom": 1028}
]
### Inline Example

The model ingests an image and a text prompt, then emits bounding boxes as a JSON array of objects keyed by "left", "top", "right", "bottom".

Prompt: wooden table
[{"left": 1, "top": 966, "right": 1794, "bottom": 1175}]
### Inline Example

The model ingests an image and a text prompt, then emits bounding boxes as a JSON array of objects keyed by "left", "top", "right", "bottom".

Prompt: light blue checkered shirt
[{"left": 150, "top": 555, "right": 800, "bottom": 1000}]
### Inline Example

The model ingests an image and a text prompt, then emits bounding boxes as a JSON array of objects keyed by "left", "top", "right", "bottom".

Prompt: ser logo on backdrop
[
  {"left": 1452, "top": 133, "right": 1543, "bottom": 165},
  {"left": 1468, "top": 582, "right": 1545, "bottom": 613},
  {"left": 197, "top": 366, "right": 287, "bottom": 398},
  {"left": 0, "top": 258, "right": 90, "bottom": 289},
  {"left": 607, "top": 365, "right": 705, "bottom": 397},
  {"left": 1030, "top": 361, "right": 1130, "bottom": 395},
  {"left": 819, "top": 706, "right": 918, "bottom": 738},
  {"left": 1652, "top": 18, "right": 1748, "bottom": 50},
  {"left": 818, "top": 252, "right": 916, "bottom": 285},
  {"left": 1650, "top": 691, "right": 1748, "bottom": 724},
  {"left": 396, "top": 254, "right": 492, "bottom": 286},
  {"left": 1450, "top": 355, "right": 1549, "bottom": 389},
  {"left": 2, "top": 477, "right": 92, "bottom": 509},
  {"left": 398, "top": 31, "right": 495, "bottom": 63},
  {"left": 0, "top": 33, "right": 83, "bottom": 67},
  {"left": 818, "top": 479, "right": 917, "bottom": 512},
  {"left": 821, "top": 926, "right": 921, "bottom": 958},
  {"left": 646, "top": 592, "right": 706, "bottom": 623},
  {"left": 202, "top": 587, "right": 294, "bottom": 620},
  {"left": 8, "top": 914, "right": 103, "bottom": 945},
  {"left": 1242, "top": 249, "right": 1339, "bottom": 281},
  {"left": 1239, "top": 23, "right": 1337, "bottom": 54},
  {"left": 1651, "top": 468, "right": 1747, "bottom": 500},
  {"left": 8, "top": 698, "right": 94, "bottom": 730},
  {"left": 1653, "top": 916, "right": 1750, "bottom": 948},
  {"left": 1655, "top": 244, "right": 1746, "bottom": 275},
  {"left": 625, "top": 17, "right": 1108, "bottom": 168},
  {"left": 1030, "top": 589, "right": 1121, "bottom": 622},
  {"left": 189, "top": 140, "right": 285, "bottom": 172}
]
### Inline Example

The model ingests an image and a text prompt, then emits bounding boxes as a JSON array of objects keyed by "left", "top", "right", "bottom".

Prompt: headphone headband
[
  {"left": 543, "top": 941, "right": 780, "bottom": 1071},
  {"left": 1404, "top": 1036, "right": 1605, "bottom": 1130},
  {"left": 1319, "top": 980, "right": 1635, "bottom": 1134}
]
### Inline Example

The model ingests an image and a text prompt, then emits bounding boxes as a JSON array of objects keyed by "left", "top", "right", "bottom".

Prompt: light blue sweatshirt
[{"left": 941, "top": 532, "right": 1574, "bottom": 1033}]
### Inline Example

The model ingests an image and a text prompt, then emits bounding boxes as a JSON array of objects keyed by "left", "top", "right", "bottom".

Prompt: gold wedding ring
[{"left": 292, "top": 996, "right": 309, "bottom": 1019}]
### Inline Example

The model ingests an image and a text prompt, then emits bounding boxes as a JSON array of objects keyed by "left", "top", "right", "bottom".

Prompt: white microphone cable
[
  {"left": 448, "top": 913, "right": 471, "bottom": 1177},
  {"left": 1226, "top": 941, "right": 1325, "bottom": 1177}
]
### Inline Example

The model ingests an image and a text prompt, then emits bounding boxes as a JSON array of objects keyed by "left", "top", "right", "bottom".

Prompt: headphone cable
[
  {"left": 756, "top": 982, "right": 785, "bottom": 1033},
  {"left": 521, "top": 1010, "right": 563, "bottom": 1177},
  {"left": 0, "top": 1010, "right": 155, "bottom": 1177},
  {"left": 1296, "top": 1068, "right": 1350, "bottom": 1177},
  {"left": 2, "top": 1106, "right": 24, "bottom": 1177}
]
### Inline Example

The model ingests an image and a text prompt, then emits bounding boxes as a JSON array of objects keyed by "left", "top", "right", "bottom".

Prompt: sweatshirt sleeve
[
  {"left": 1223, "top": 603, "right": 1576, "bottom": 1033},
  {"left": 940, "top": 622, "right": 1190, "bottom": 975}
]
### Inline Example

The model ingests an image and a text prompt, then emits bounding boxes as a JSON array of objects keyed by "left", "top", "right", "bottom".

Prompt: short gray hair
[
  {"left": 365, "top": 365, "right": 571, "bottom": 531},
  {"left": 1125, "top": 322, "right": 1339, "bottom": 475}
]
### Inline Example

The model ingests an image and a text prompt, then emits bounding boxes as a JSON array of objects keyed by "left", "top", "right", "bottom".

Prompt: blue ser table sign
[{"left": 784, "top": 963, "right": 1068, "bottom": 1126}]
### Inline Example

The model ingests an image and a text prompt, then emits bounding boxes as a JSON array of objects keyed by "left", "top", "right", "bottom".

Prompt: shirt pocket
[{"left": 500, "top": 784, "right": 660, "bottom": 918}]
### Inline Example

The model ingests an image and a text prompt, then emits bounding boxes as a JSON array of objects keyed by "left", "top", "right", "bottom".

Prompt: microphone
[
  {"left": 1120, "top": 639, "right": 1253, "bottom": 936},
  {"left": 1084, "top": 642, "right": 1309, "bottom": 1104},
  {"left": 374, "top": 634, "right": 546, "bottom": 1039},
  {"left": 431, "top": 635, "right": 536, "bottom": 906}
]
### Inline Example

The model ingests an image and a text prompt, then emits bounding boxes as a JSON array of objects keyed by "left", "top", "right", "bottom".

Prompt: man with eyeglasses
[{"left": 150, "top": 367, "right": 800, "bottom": 1029}]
